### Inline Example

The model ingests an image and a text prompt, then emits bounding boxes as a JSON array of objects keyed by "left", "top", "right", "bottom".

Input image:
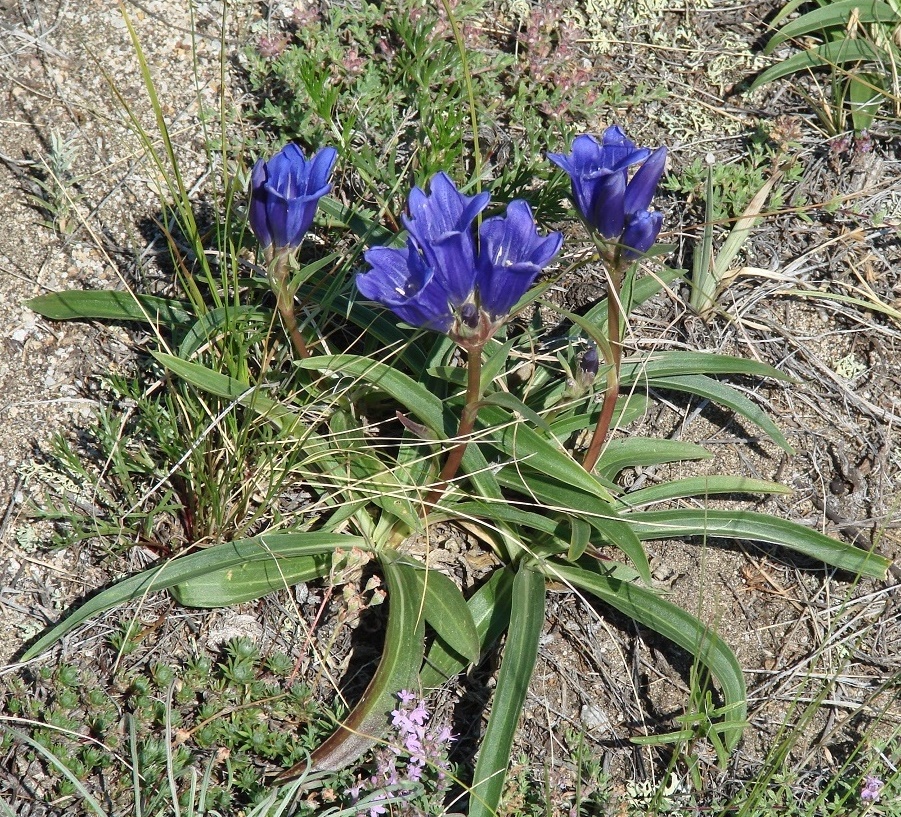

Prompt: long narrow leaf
[
  {"left": 597, "top": 438, "right": 711, "bottom": 482},
  {"left": 23, "top": 533, "right": 364, "bottom": 659},
  {"left": 626, "top": 509, "right": 890, "bottom": 578},
  {"left": 402, "top": 560, "right": 480, "bottom": 664},
  {"left": 170, "top": 553, "right": 331, "bottom": 607},
  {"left": 468, "top": 565, "right": 546, "bottom": 817},
  {"left": 614, "top": 476, "right": 791, "bottom": 510},
  {"left": 494, "top": 469, "right": 651, "bottom": 582},
  {"left": 752, "top": 39, "right": 887, "bottom": 91},
  {"left": 421, "top": 568, "right": 515, "bottom": 688},
  {"left": 644, "top": 373, "right": 793, "bottom": 452},
  {"left": 547, "top": 559, "right": 747, "bottom": 749},
  {"left": 27, "top": 290, "right": 193, "bottom": 328},
  {"left": 765, "top": 1, "right": 899, "bottom": 53},
  {"left": 619, "top": 351, "right": 790, "bottom": 383},
  {"left": 275, "top": 554, "right": 426, "bottom": 778}
]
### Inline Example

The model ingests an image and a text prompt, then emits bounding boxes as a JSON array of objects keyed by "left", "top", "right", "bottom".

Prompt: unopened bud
[
  {"left": 579, "top": 345, "right": 599, "bottom": 384},
  {"left": 460, "top": 302, "right": 479, "bottom": 329}
]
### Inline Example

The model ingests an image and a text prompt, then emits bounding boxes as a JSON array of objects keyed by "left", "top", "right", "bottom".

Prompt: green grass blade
[
  {"left": 765, "top": 0, "right": 899, "bottom": 53},
  {"left": 468, "top": 565, "right": 546, "bottom": 817},
  {"left": 22, "top": 533, "right": 364, "bottom": 659},
  {"left": 643, "top": 373, "right": 793, "bottom": 452},
  {"left": 627, "top": 509, "right": 890, "bottom": 578},
  {"left": 547, "top": 559, "right": 747, "bottom": 750},
  {"left": 402, "top": 559, "right": 480, "bottom": 664},
  {"left": 0, "top": 726, "right": 109, "bottom": 816},
  {"left": 563, "top": 266, "right": 684, "bottom": 338},
  {"left": 281, "top": 554, "right": 426, "bottom": 776},
  {"left": 153, "top": 352, "right": 309, "bottom": 433},
  {"left": 547, "top": 394, "right": 651, "bottom": 440},
  {"left": 170, "top": 553, "right": 331, "bottom": 607},
  {"left": 421, "top": 567, "right": 515, "bottom": 688},
  {"left": 614, "top": 476, "right": 791, "bottom": 510},
  {"left": 597, "top": 438, "right": 711, "bottom": 482},
  {"left": 27, "top": 290, "right": 193, "bottom": 327}
]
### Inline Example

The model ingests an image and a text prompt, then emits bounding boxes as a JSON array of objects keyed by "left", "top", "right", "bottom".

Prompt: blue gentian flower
[
  {"left": 249, "top": 143, "right": 338, "bottom": 253},
  {"left": 402, "top": 171, "right": 490, "bottom": 306},
  {"left": 475, "top": 200, "right": 563, "bottom": 319},
  {"left": 548, "top": 126, "right": 666, "bottom": 259},
  {"left": 356, "top": 174, "right": 562, "bottom": 346}
]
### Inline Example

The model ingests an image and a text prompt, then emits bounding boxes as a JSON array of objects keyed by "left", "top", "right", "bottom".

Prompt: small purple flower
[
  {"left": 248, "top": 143, "right": 337, "bottom": 253},
  {"left": 356, "top": 173, "right": 561, "bottom": 345},
  {"left": 861, "top": 775, "right": 883, "bottom": 803},
  {"left": 548, "top": 126, "right": 666, "bottom": 259}
]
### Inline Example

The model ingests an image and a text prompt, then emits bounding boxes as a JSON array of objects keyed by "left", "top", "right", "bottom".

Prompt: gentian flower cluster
[
  {"left": 248, "top": 142, "right": 338, "bottom": 257},
  {"left": 349, "top": 691, "right": 455, "bottom": 817},
  {"left": 548, "top": 126, "right": 666, "bottom": 261},
  {"left": 356, "top": 172, "right": 562, "bottom": 347}
]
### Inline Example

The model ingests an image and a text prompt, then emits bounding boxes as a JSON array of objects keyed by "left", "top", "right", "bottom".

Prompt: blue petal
[
  {"left": 624, "top": 147, "right": 667, "bottom": 216},
  {"left": 357, "top": 243, "right": 455, "bottom": 332},
  {"left": 621, "top": 210, "right": 663, "bottom": 259},
  {"left": 589, "top": 171, "right": 626, "bottom": 240},
  {"left": 476, "top": 200, "right": 562, "bottom": 318}
]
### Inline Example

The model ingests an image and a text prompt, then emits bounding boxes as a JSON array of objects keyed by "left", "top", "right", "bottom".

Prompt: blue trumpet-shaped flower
[
  {"left": 476, "top": 200, "right": 563, "bottom": 319},
  {"left": 356, "top": 174, "right": 562, "bottom": 345},
  {"left": 548, "top": 126, "right": 666, "bottom": 259},
  {"left": 249, "top": 143, "right": 338, "bottom": 254}
]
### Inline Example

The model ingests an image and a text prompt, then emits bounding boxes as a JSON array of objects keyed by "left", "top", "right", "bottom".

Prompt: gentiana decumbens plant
[{"left": 26, "top": 121, "right": 891, "bottom": 817}]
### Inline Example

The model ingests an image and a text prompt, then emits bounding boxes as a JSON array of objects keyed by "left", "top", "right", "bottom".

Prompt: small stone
[{"left": 580, "top": 703, "right": 612, "bottom": 734}]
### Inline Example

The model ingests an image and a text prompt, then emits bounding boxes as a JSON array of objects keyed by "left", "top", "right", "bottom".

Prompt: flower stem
[
  {"left": 582, "top": 259, "right": 623, "bottom": 473},
  {"left": 269, "top": 253, "right": 310, "bottom": 359},
  {"left": 422, "top": 346, "right": 483, "bottom": 513}
]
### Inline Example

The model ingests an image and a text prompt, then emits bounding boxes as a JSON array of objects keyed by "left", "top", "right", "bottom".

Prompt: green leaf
[
  {"left": 752, "top": 38, "right": 889, "bottom": 91},
  {"left": 23, "top": 533, "right": 364, "bottom": 659},
  {"left": 178, "top": 305, "right": 272, "bottom": 358},
  {"left": 469, "top": 565, "right": 546, "bottom": 817},
  {"left": 170, "top": 553, "right": 331, "bottom": 607},
  {"left": 27, "top": 290, "right": 193, "bottom": 328},
  {"left": 614, "top": 476, "right": 791, "bottom": 510},
  {"left": 494, "top": 469, "right": 651, "bottom": 583},
  {"left": 476, "top": 403, "right": 616, "bottom": 503},
  {"left": 626, "top": 509, "right": 890, "bottom": 579},
  {"left": 278, "top": 553, "right": 426, "bottom": 778},
  {"left": 642, "top": 373, "right": 793, "bottom": 452},
  {"left": 403, "top": 560, "right": 480, "bottom": 664},
  {"left": 299, "top": 354, "right": 504, "bottom": 501},
  {"left": 567, "top": 517, "right": 592, "bottom": 562},
  {"left": 421, "top": 567, "right": 515, "bottom": 688},
  {"left": 619, "top": 352, "right": 790, "bottom": 383},
  {"left": 597, "top": 438, "right": 711, "bottom": 482},
  {"left": 764, "top": 1, "right": 900, "bottom": 54},
  {"left": 547, "top": 559, "right": 747, "bottom": 750}
]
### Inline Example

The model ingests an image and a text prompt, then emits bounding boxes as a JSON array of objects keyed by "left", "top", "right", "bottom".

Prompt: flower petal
[{"left": 624, "top": 146, "right": 667, "bottom": 216}]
